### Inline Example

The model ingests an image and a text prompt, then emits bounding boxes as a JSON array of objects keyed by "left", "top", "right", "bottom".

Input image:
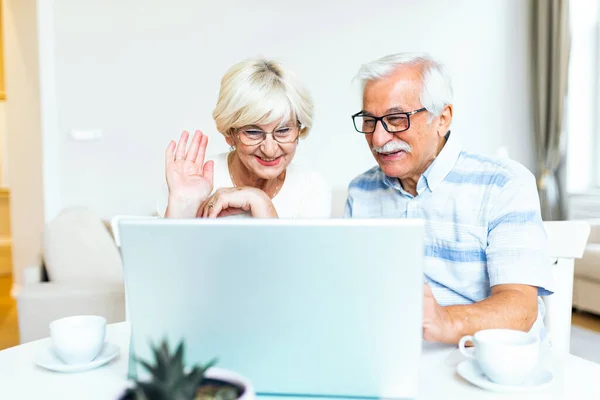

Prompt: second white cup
[
  {"left": 458, "top": 329, "right": 539, "bottom": 386},
  {"left": 50, "top": 315, "right": 106, "bottom": 365}
]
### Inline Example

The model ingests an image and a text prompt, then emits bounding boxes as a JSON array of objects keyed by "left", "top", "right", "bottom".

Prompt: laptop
[{"left": 119, "top": 218, "right": 425, "bottom": 399}]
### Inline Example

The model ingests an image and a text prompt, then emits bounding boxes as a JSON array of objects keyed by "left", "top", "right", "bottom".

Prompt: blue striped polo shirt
[{"left": 344, "top": 133, "right": 553, "bottom": 340}]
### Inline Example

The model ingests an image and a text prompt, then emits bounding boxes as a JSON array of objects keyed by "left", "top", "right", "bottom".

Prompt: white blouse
[{"left": 159, "top": 152, "right": 332, "bottom": 218}]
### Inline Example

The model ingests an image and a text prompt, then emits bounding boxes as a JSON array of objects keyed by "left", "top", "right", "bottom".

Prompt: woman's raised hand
[{"left": 164, "top": 130, "right": 214, "bottom": 218}]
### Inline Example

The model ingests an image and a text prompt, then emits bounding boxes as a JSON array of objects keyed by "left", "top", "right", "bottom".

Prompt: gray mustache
[{"left": 372, "top": 140, "right": 412, "bottom": 154}]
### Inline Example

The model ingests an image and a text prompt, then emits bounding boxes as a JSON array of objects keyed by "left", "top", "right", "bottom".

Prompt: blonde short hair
[{"left": 213, "top": 58, "right": 313, "bottom": 138}]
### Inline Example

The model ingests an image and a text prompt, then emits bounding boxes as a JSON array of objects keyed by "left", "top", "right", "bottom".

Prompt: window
[{"left": 566, "top": 0, "right": 600, "bottom": 193}]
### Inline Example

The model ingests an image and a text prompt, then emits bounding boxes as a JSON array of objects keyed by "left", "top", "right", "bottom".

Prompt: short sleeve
[
  {"left": 485, "top": 170, "right": 553, "bottom": 296},
  {"left": 344, "top": 191, "right": 353, "bottom": 218}
]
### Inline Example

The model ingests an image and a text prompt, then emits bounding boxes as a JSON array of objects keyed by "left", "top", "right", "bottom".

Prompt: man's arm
[
  {"left": 423, "top": 283, "right": 539, "bottom": 344},
  {"left": 422, "top": 166, "right": 551, "bottom": 344}
]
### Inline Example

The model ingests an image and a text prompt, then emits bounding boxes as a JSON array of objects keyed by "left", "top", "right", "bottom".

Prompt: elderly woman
[{"left": 164, "top": 58, "right": 331, "bottom": 218}]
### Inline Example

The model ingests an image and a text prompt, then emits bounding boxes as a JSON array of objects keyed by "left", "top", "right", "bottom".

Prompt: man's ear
[{"left": 437, "top": 104, "right": 453, "bottom": 137}]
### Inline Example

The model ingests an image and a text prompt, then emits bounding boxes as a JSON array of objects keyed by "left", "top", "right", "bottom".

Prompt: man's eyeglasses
[
  {"left": 235, "top": 124, "right": 301, "bottom": 146},
  {"left": 351, "top": 108, "right": 427, "bottom": 134}
]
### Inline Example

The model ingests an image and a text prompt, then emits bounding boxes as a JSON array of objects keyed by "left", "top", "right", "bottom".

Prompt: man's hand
[{"left": 422, "top": 283, "right": 457, "bottom": 343}]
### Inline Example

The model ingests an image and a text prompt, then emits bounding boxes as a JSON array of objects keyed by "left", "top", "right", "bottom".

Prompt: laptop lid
[{"left": 119, "top": 219, "right": 424, "bottom": 399}]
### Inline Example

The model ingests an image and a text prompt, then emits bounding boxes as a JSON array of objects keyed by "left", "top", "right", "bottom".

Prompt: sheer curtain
[{"left": 531, "top": 0, "right": 571, "bottom": 220}]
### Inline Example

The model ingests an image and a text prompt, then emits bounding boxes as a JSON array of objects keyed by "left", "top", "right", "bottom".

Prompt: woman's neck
[{"left": 228, "top": 151, "right": 285, "bottom": 198}]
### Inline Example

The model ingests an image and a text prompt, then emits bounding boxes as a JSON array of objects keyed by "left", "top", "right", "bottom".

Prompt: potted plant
[{"left": 119, "top": 339, "right": 256, "bottom": 400}]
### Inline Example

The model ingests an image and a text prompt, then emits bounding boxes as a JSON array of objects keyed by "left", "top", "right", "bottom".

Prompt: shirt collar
[
  {"left": 422, "top": 131, "right": 462, "bottom": 192},
  {"left": 382, "top": 131, "right": 462, "bottom": 195}
]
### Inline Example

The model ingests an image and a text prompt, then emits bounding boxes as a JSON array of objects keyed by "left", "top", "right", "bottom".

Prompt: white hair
[
  {"left": 213, "top": 58, "right": 313, "bottom": 138},
  {"left": 354, "top": 52, "right": 453, "bottom": 120}
]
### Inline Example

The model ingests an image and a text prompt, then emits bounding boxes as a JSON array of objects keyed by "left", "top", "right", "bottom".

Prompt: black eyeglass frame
[{"left": 351, "top": 107, "right": 428, "bottom": 134}]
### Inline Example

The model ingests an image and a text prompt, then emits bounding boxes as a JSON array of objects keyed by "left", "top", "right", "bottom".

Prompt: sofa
[
  {"left": 15, "top": 208, "right": 126, "bottom": 343},
  {"left": 573, "top": 219, "right": 600, "bottom": 315}
]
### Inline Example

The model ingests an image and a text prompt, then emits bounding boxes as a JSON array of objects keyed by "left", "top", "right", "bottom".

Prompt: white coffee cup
[
  {"left": 50, "top": 315, "right": 106, "bottom": 365},
  {"left": 458, "top": 329, "right": 539, "bottom": 386}
]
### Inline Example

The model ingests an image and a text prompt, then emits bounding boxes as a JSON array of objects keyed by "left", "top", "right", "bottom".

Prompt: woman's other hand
[
  {"left": 165, "top": 130, "right": 214, "bottom": 218},
  {"left": 198, "top": 187, "right": 278, "bottom": 218}
]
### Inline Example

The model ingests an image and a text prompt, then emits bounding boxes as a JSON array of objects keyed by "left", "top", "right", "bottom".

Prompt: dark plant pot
[
  {"left": 118, "top": 368, "right": 255, "bottom": 400},
  {"left": 202, "top": 368, "right": 256, "bottom": 400}
]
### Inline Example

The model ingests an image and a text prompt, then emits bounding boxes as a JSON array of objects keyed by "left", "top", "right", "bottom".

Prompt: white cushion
[
  {"left": 588, "top": 219, "right": 600, "bottom": 244},
  {"left": 43, "top": 207, "right": 123, "bottom": 283},
  {"left": 575, "top": 244, "right": 600, "bottom": 282}
]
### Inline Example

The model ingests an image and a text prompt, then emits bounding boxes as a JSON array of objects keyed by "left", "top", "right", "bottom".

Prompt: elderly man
[{"left": 345, "top": 53, "right": 552, "bottom": 344}]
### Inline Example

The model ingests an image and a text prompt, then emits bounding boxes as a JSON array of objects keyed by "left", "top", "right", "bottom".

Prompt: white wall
[
  {"left": 38, "top": 0, "right": 62, "bottom": 223},
  {"left": 41, "top": 0, "right": 535, "bottom": 220},
  {"left": 4, "top": 0, "right": 45, "bottom": 284}
]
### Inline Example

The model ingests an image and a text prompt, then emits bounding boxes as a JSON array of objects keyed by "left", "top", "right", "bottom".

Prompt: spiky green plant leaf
[{"left": 122, "top": 338, "right": 239, "bottom": 400}]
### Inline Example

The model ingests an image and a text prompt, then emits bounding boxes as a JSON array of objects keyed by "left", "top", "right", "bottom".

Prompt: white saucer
[
  {"left": 35, "top": 342, "right": 120, "bottom": 373},
  {"left": 457, "top": 360, "right": 553, "bottom": 393}
]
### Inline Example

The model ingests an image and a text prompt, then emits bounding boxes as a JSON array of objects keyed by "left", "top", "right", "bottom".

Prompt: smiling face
[
  {"left": 212, "top": 58, "right": 314, "bottom": 183},
  {"left": 361, "top": 65, "right": 452, "bottom": 187},
  {"left": 226, "top": 118, "right": 299, "bottom": 180}
]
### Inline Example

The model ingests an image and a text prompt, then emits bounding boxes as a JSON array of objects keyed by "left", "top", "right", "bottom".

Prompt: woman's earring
[
  {"left": 296, "top": 138, "right": 300, "bottom": 144},
  {"left": 229, "top": 145, "right": 235, "bottom": 152}
]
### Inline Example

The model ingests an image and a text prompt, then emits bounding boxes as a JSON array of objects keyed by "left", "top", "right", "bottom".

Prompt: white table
[{"left": 1, "top": 322, "right": 599, "bottom": 399}]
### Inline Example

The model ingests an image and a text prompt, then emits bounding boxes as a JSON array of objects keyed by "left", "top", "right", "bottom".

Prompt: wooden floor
[
  {"left": 572, "top": 310, "right": 600, "bottom": 333},
  {"left": 0, "top": 275, "right": 599, "bottom": 350},
  {"left": 0, "top": 275, "right": 18, "bottom": 350}
]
